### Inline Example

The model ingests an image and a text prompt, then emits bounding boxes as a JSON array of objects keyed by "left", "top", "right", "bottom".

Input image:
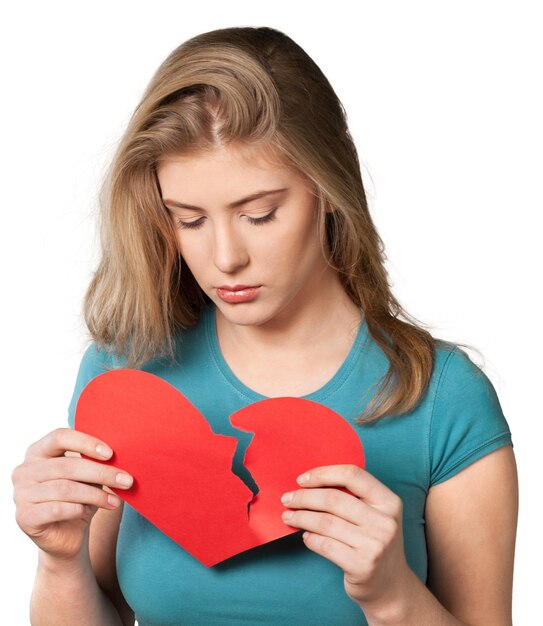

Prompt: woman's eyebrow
[{"left": 162, "top": 187, "right": 288, "bottom": 211}]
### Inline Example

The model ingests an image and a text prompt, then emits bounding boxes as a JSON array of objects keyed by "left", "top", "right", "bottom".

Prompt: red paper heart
[{"left": 75, "top": 369, "right": 365, "bottom": 566}]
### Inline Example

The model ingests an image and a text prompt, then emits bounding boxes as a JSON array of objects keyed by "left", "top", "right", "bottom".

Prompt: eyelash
[{"left": 174, "top": 207, "right": 278, "bottom": 230}]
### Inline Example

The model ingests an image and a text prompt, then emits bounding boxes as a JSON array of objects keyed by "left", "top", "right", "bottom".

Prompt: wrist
[
  {"left": 37, "top": 547, "right": 91, "bottom": 578},
  {"left": 358, "top": 568, "right": 420, "bottom": 626}
]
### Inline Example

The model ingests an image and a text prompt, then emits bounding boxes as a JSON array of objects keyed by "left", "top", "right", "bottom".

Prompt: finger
[
  {"left": 301, "top": 530, "right": 362, "bottom": 575},
  {"left": 25, "top": 428, "right": 115, "bottom": 463},
  {"left": 25, "top": 479, "right": 122, "bottom": 510},
  {"left": 16, "top": 500, "right": 94, "bottom": 531},
  {"left": 297, "top": 465, "right": 402, "bottom": 512},
  {"left": 24, "top": 457, "right": 133, "bottom": 491},
  {"left": 282, "top": 509, "right": 364, "bottom": 549},
  {"left": 281, "top": 487, "right": 386, "bottom": 528}
]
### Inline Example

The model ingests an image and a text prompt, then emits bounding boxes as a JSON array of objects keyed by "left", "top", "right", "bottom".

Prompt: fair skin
[
  {"left": 157, "top": 143, "right": 363, "bottom": 397},
  {"left": 13, "top": 143, "right": 518, "bottom": 625}
]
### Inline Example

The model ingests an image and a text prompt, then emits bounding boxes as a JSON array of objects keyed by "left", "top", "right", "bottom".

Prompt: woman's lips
[{"left": 216, "top": 286, "right": 261, "bottom": 303}]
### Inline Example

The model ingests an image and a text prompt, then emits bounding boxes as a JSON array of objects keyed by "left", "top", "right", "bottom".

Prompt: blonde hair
[{"left": 85, "top": 26, "right": 466, "bottom": 424}]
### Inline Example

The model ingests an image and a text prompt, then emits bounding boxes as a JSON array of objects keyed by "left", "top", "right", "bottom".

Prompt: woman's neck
[{"left": 214, "top": 267, "right": 362, "bottom": 358}]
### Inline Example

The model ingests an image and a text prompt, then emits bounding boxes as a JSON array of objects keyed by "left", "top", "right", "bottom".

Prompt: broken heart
[{"left": 74, "top": 369, "right": 365, "bottom": 566}]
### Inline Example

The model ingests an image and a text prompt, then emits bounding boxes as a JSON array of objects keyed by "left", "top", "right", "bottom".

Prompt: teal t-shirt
[{"left": 67, "top": 303, "right": 513, "bottom": 625}]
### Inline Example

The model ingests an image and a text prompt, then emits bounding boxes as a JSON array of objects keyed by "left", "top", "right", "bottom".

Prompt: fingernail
[
  {"left": 96, "top": 444, "right": 112, "bottom": 458},
  {"left": 116, "top": 473, "right": 133, "bottom": 487},
  {"left": 297, "top": 473, "right": 310, "bottom": 485},
  {"left": 281, "top": 492, "right": 293, "bottom": 504},
  {"left": 282, "top": 510, "right": 293, "bottom": 520},
  {"left": 107, "top": 494, "right": 120, "bottom": 507}
]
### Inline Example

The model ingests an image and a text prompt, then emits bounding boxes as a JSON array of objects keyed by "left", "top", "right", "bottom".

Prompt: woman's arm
[
  {"left": 423, "top": 445, "right": 518, "bottom": 625},
  {"left": 30, "top": 502, "right": 134, "bottom": 626},
  {"left": 365, "top": 445, "right": 518, "bottom": 626},
  {"left": 12, "top": 428, "right": 135, "bottom": 626},
  {"left": 88, "top": 499, "right": 135, "bottom": 625},
  {"left": 280, "top": 444, "right": 518, "bottom": 626},
  {"left": 365, "top": 446, "right": 518, "bottom": 626}
]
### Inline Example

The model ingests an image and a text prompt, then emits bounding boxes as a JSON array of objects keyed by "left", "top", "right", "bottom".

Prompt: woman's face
[{"left": 156, "top": 143, "right": 333, "bottom": 330}]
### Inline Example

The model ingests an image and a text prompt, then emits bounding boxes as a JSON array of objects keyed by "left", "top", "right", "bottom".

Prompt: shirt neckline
[{"left": 204, "top": 303, "right": 369, "bottom": 402}]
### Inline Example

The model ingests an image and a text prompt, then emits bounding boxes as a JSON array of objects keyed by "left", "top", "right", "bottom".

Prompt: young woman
[{"left": 12, "top": 26, "right": 517, "bottom": 625}]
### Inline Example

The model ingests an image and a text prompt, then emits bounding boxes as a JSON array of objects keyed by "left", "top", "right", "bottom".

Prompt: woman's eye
[
  {"left": 244, "top": 207, "right": 278, "bottom": 226},
  {"left": 175, "top": 207, "right": 278, "bottom": 230},
  {"left": 175, "top": 217, "right": 204, "bottom": 230}
]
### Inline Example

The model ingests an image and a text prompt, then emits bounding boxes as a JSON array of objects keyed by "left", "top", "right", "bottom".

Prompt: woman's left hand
[{"left": 280, "top": 464, "right": 413, "bottom": 611}]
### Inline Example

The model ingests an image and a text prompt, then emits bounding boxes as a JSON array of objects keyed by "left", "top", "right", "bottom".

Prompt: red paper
[{"left": 75, "top": 369, "right": 365, "bottom": 566}]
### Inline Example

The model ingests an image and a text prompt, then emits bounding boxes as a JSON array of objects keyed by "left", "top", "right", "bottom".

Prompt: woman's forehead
[{"left": 157, "top": 144, "right": 316, "bottom": 205}]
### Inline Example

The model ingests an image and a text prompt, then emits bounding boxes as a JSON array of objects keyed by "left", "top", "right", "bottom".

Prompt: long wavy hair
[{"left": 84, "top": 26, "right": 467, "bottom": 424}]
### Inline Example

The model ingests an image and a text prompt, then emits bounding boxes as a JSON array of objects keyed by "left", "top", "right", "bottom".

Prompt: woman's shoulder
[
  {"left": 79, "top": 303, "right": 213, "bottom": 372},
  {"left": 66, "top": 342, "right": 126, "bottom": 428},
  {"left": 67, "top": 307, "right": 213, "bottom": 428},
  {"left": 431, "top": 342, "right": 499, "bottom": 407}
]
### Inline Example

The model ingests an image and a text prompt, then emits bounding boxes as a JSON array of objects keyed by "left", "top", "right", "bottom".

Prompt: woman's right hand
[{"left": 12, "top": 427, "right": 133, "bottom": 561}]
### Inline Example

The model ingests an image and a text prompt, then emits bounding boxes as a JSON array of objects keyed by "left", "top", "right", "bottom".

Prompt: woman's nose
[{"left": 212, "top": 220, "right": 249, "bottom": 273}]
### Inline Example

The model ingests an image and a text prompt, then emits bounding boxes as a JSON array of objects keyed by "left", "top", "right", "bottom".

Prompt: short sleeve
[
  {"left": 67, "top": 343, "right": 116, "bottom": 429},
  {"left": 429, "top": 347, "right": 513, "bottom": 486}
]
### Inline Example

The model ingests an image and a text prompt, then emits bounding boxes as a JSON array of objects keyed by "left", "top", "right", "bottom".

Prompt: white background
[{"left": 2, "top": 1, "right": 541, "bottom": 623}]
